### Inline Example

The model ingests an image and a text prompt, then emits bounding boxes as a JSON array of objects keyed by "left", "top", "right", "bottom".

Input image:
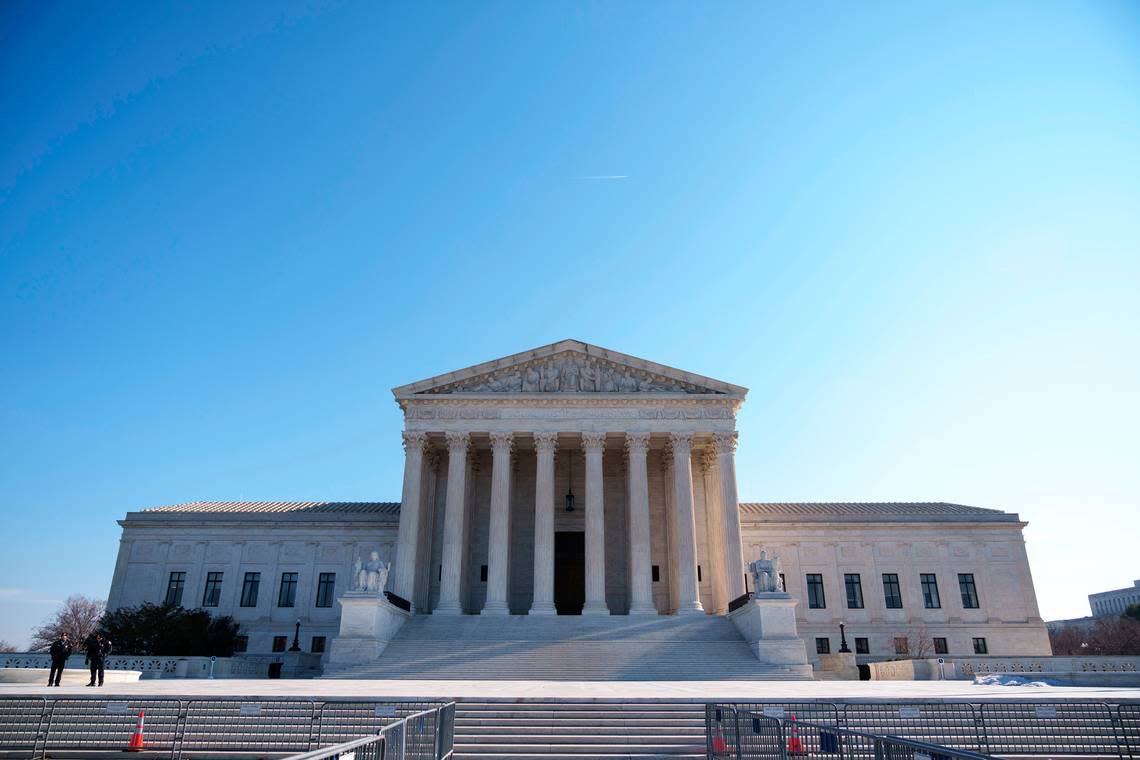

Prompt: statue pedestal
[
  {"left": 817, "top": 652, "right": 859, "bottom": 680},
  {"left": 327, "top": 592, "right": 410, "bottom": 667},
  {"left": 726, "top": 593, "right": 812, "bottom": 678}
]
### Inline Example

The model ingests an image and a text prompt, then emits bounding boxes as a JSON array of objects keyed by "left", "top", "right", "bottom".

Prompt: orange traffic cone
[
  {"left": 126, "top": 710, "right": 145, "bottom": 752},
  {"left": 712, "top": 725, "right": 728, "bottom": 754},
  {"left": 786, "top": 712, "right": 804, "bottom": 755}
]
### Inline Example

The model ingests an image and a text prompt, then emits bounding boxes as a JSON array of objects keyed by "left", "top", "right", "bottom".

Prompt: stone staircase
[
  {"left": 453, "top": 700, "right": 707, "bottom": 760},
  {"left": 323, "top": 614, "right": 808, "bottom": 680}
]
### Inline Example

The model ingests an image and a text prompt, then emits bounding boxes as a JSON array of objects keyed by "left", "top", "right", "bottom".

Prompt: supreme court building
[{"left": 106, "top": 341, "right": 1051, "bottom": 669}]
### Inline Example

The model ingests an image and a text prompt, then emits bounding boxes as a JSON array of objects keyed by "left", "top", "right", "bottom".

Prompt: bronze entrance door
[{"left": 554, "top": 531, "right": 586, "bottom": 615}]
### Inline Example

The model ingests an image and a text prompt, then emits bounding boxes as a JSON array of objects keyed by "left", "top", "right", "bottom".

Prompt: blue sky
[{"left": 2, "top": 1, "right": 1138, "bottom": 648}]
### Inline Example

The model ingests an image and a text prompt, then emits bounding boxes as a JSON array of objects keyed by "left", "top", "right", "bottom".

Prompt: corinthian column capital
[
  {"left": 624, "top": 432, "right": 650, "bottom": 456},
  {"left": 445, "top": 432, "right": 470, "bottom": 453},
  {"left": 402, "top": 431, "right": 429, "bottom": 452},
  {"left": 489, "top": 431, "right": 514, "bottom": 453},
  {"left": 712, "top": 431, "right": 738, "bottom": 455},
  {"left": 669, "top": 432, "right": 693, "bottom": 454},
  {"left": 533, "top": 431, "right": 559, "bottom": 453},
  {"left": 581, "top": 432, "right": 606, "bottom": 453}
]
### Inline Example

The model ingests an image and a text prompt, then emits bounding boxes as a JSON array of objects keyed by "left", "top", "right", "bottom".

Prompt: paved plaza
[{"left": 2, "top": 678, "right": 1137, "bottom": 702}]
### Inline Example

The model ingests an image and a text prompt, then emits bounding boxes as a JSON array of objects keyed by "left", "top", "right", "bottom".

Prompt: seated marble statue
[
  {"left": 749, "top": 549, "right": 782, "bottom": 594},
  {"left": 353, "top": 551, "right": 391, "bottom": 593}
]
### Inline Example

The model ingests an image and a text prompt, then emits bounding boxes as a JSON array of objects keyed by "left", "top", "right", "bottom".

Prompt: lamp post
[
  {"left": 289, "top": 619, "right": 302, "bottom": 652},
  {"left": 838, "top": 621, "right": 851, "bottom": 653}
]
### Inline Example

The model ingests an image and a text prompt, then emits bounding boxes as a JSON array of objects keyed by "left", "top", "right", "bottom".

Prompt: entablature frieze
[{"left": 402, "top": 399, "right": 738, "bottom": 434}]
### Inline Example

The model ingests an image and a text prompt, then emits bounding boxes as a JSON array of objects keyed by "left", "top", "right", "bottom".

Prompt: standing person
[
  {"left": 85, "top": 633, "right": 111, "bottom": 687},
  {"left": 47, "top": 632, "right": 72, "bottom": 687}
]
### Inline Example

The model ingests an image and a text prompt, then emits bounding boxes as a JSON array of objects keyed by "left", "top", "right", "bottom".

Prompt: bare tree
[
  {"left": 890, "top": 623, "right": 933, "bottom": 658},
  {"left": 29, "top": 596, "right": 106, "bottom": 652},
  {"left": 1051, "top": 616, "right": 1140, "bottom": 656},
  {"left": 0, "top": 640, "right": 17, "bottom": 653}
]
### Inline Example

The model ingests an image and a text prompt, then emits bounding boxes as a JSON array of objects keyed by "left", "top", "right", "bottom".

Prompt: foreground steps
[
  {"left": 324, "top": 613, "right": 805, "bottom": 680},
  {"left": 453, "top": 701, "right": 707, "bottom": 760}
]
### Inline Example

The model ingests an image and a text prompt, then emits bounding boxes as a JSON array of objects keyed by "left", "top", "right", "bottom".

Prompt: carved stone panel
[{"left": 423, "top": 352, "right": 721, "bottom": 395}]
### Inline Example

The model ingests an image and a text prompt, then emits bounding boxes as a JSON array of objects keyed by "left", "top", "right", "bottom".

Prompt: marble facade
[{"left": 105, "top": 340, "right": 1052, "bottom": 663}]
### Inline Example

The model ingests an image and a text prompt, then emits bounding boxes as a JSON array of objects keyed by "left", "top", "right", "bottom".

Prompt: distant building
[{"left": 1089, "top": 580, "right": 1140, "bottom": 617}]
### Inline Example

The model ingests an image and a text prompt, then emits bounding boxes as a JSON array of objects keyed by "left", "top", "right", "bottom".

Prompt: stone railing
[
  {"left": 0, "top": 652, "right": 323, "bottom": 679},
  {"left": 953, "top": 655, "right": 1139, "bottom": 677},
  {"left": 863, "top": 655, "right": 1140, "bottom": 681}
]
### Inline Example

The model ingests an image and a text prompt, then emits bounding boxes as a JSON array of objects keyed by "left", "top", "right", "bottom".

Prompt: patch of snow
[{"left": 974, "top": 673, "right": 1055, "bottom": 687}]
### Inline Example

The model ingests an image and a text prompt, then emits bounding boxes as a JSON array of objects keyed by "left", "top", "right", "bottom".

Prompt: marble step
[
  {"left": 454, "top": 743, "right": 706, "bottom": 754},
  {"left": 458, "top": 727, "right": 704, "bottom": 737}
]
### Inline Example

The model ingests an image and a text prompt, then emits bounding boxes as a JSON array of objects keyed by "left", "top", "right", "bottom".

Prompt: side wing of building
[
  {"left": 106, "top": 502, "right": 399, "bottom": 657},
  {"left": 739, "top": 502, "right": 1051, "bottom": 659}
]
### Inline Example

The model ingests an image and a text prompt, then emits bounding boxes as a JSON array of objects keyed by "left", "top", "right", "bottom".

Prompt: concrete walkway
[{"left": 1, "top": 679, "right": 1138, "bottom": 702}]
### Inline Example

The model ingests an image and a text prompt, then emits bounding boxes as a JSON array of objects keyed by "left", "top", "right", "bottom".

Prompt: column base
[
  {"left": 675, "top": 602, "right": 705, "bottom": 615},
  {"left": 481, "top": 601, "right": 510, "bottom": 615},
  {"left": 581, "top": 601, "right": 611, "bottom": 615},
  {"left": 529, "top": 601, "right": 557, "bottom": 616},
  {"left": 434, "top": 601, "right": 463, "bottom": 615},
  {"left": 628, "top": 602, "right": 658, "bottom": 616}
]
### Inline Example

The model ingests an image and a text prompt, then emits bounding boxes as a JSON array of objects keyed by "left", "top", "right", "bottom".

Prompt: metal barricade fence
[
  {"left": 436, "top": 702, "right": 455, "bottom": 760},
  {"left": 1119, "top": 704, "right": 1140, "bottom": 759},
  {"left": 729, "top": 712, "right": 997, "bottom": 760},
  {"left": 0, "top": 697, "right": 455, "bottom": 760},
  {"left": 978, "top": 701, "right": 1123, "bottom": 758},
  {"left": 178, "top": 699, "right": 319, "bottom": 757},
  {"left": 707, "top": 705, "right": 741, "bottom": 760},
  {"left": 0, "top": 699, "right": 47, "bottom": 757},
  {"left": 705, "top": 702, "right": 1140, "bottom": 760},
  {"left": 316, "top": 700, "right": 441, "bottom": 745},
  {"left": 43, "top": 698, "right": 185, "bottom": 758},
  {"left": 840, "top": 703, "right": 984, "bottom": 753}
]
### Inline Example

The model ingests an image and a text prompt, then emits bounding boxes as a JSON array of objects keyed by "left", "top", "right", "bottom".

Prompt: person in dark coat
[
  {"left": 47, "top": 632, "right": 72, "bottom": 687},
  {"left": 84, "top": 633, "right": 111, "bottom": 687}
]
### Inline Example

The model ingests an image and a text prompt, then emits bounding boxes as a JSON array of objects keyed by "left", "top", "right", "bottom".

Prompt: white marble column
[
  {"left": 391, "top": 431, "right": 428, "bottom": 605},
  {"left": 581, "top": 432, "right": 610, "bottom": 615},
  {"left": 435, "top": 432, "right": 470, "bottom": 615},
  {"left": 701, "top": 449, "right": 728, "bottom": 613},
  {"left": 625, "top": 432, "right": 656, "bottom": 615},
  {"left": 483, "top": 432, "right": 514, "bottom": 615},
  {"left": 670, "top": 432, "right": 704, "bottom": 614},
  {"left": 714, "top": 431, "right": 746, "bottom": 600},
  {"left": 530, "top": 432, "right": 558, "bottom": 615}
]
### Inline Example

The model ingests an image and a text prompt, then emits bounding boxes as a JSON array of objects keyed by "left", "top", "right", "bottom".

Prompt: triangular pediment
[{"left": 393, "top": 339, "right": 747, "bottom": 399}]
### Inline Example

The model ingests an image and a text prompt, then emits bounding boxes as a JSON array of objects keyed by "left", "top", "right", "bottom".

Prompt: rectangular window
[
  {"left": 921, "top": 573, "right": 941, "bottom": 609},
  {"left": 806, "top": 574, "right": 826, "bottom": 609},
  {"left": 165, "top": 572, "right": 186, "bottom": 607},
  {"left": 315, "top": 573, "right": 336, "bottom": 608},
  {"left": 480, "top": 565, "right": 488, "bottom": 582},
  {"left": 311, "top": 636, "right": 327, "bottom": 654},
  {"left": 815, "top": 637, "right": 831, "bottom": 654},
  {"left": 233, "top": 635, "right": 248, "bottom": 653},
  {"left": 855, "top": 637, "right": 869, "bottom": 654},
  {"left": 973, "top": 637, "right": 988, "bottom": 654},
  {"left": 958, "top": 573, "right": 979, "bottom": 609},
  {"left": 697, "top": 565, "right": 702, "bottom": 582},
  {"left": 278, "top": 572, "right": 298, "bottom": 607},
  {"left": 933, "top": 637, "right": 949, "bottom": 654},
  {"left": 882, "top": 574, "right": 903, "bottom": 609},
  {"left": 844, "top": 573, "right": 864, "bottom": 609},
  {"left": 202, "top": 572, "right": 223, "bottom": 608},
  {"left": 652, "top": 565, "right": 660, "bottom": 582},
  {"left": 894, "top": 637, "right": 909, "bottom": 655},
  {"left": 240, "top": 572, "right": 260, "bottom": 608},
  {"left": 272, "top": 635, "right": 288, "bottom": 653}
]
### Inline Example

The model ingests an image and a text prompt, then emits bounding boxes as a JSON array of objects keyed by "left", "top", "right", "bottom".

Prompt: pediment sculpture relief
[{"left": 424, "top": 355, "right": 720, "bottom": 394}]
